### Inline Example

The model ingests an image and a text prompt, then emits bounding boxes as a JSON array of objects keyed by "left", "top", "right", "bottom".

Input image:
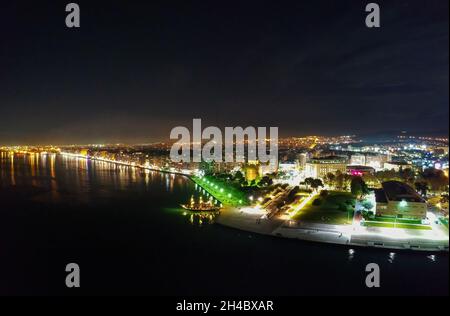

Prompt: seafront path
[
  {"left": 216, "top": 207, "right": 285, "bottom": 235},
  {"left": 216, "top": 207, "right": 449, "bottom": 252}
]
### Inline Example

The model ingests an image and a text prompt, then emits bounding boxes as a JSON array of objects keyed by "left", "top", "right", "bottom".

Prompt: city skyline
[{"left": 1, "top": 0, "right": 449, "bottom": 145}]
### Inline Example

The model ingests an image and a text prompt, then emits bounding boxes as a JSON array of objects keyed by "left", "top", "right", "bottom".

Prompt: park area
[
  {"left": 191, "top": 175, "right": 249, "bottom": 207},
  {"left": 291, "top": 191, "right": 355, "bottom": 225}
]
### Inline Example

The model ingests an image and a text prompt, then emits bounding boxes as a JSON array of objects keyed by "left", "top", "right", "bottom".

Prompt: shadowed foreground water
[{"left": 0, "top": 152, "right": 448, "bottom": 295}]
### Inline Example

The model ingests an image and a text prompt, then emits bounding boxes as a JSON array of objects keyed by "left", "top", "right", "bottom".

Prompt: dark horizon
[
  {"left": 1, "top": 0, "right": 448, "bottom": 145},
  {"left": 1, "top": 129, "right": 449, "bottom": 147}
]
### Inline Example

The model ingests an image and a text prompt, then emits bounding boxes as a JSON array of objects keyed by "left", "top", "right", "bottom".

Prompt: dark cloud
[{"left": 0, "top": 0, "right": 448, "bottom": 144}]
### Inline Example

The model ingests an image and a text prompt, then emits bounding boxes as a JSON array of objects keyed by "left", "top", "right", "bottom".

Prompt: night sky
[{"left": 1, "top": 0, "right": 448, "bottom": 144}]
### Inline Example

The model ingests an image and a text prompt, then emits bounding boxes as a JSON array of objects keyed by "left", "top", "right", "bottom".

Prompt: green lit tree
[{"left": 199, "top": 160, "right": 214, "bottom": 176}]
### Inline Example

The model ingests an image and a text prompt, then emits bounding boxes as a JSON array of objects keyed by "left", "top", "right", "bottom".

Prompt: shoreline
[
  {"left": 59, "top": 152, "right": 450, "bottom": 253},
  {"left": 216, "top": 207, "right": 449, "bottom": 253}
]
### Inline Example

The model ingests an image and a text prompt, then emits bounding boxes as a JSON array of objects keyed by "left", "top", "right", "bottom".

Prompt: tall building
[{"left": 297, "top": 152, "right": 308, "bottom": 170}]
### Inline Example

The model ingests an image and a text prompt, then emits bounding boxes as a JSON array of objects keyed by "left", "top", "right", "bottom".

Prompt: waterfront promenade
[
  {"left": 216, "top": 207, "right": 449, "bottom": 252},
  {"left": 59, "top": 152, "right": 449, "bottom": 252}
]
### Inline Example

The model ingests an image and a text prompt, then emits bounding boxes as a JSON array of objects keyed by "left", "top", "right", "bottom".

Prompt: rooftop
[
  {"left": 381, "top": 181, "right": 425, "bottom": 203},
  {"left": 385, "top": 161, "right": 410, "bottom": 166},
  {"left": 347, "top": 165, "right": 375, "bottom": 171},
  {"left": 374, "top": 188, "right": 388, "bottom": 203},
  {"left": 309, "top": 156, "right": 348, "bottom": 164}
]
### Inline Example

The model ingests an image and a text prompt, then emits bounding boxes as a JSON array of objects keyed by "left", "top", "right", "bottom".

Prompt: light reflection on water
[
  {"left": 388, "top": 252, "right": 396, "bottom": 264},
  {"left": 184, "top": 211, "right": 219, "bottom": 226},
  {"left": 0, "top": 151, "right": 448, "bottom": 295},
  {"left": 0, "top": 152, "right": 215, "bottom": 209}
]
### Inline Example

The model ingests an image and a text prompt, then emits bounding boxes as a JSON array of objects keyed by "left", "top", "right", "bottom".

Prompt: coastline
[
  {"left": 59, "top": 152, "right": 449, "bottom": 253},
  {"left": 216, "top": 207, "right": 449, "bottom": 253}
]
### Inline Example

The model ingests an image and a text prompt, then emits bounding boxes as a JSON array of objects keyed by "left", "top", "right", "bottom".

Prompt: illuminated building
[
  {"left": 374, "top": 181, "right": 427, "bottom": 219},
  {"left": 79, "top": 149, "right": 89, "bottom": 157},
  {"left": 305, "top": 156, "right": 348, "bottom": 179},
  {"left": 365, "top": 154, "right": 388, "bottom": 171},
  {"left": 346, "top": 165, "right": 375, "bottom": 176},
  {"left": 383, "top": 161, "right": 412, "bottom": 172},
  {"left": 350, "top": 154, "right": 366, "bottom": 166},
  {"left": 297, "top": 153, "right": 308, "bottom": 170},
  {"left": 259, "top": 159, "right": 278, "bottom": 175},
  {"left": 434, "top": 146, "right": 449, "bottom": 155}
]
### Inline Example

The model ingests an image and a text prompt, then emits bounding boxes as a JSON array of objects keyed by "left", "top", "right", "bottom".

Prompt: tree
[
  {"left": 302, "top": 177, "right": 315, "bottom": 189},
  {"left": 351, "top": 178, "right": 363, "bottom": 198},
  {"left": 420, "top": 168, "right": 449, "bottom": 192},
  {"left": 399, "top": 168, "right": 416, "bottom": 186},
  {"left": 351, "top": 176, "right": 369, "bottom": 199},
  {"left": 324, "top": 173, "right": 336, "bottom": 188},
  {"left": 259, "top": 175, "right": 273, "bottom": 187},
  {"left": 199, "top": 160, "right": 214, "bottom": 176},
  {"left": 361, "top": 200, "right": 374, "bottom": 211},
  {"left": 415, "top": 181, "right": 429, "bottom": 198},
  {"left": 335, "top": 171, "right": 345, "bottom": 190},
  {"left": 234, "top": 171, "right": 244, "bottom": 181},
  {"left": 311, "top": 179, "right": 324, "bottom": 191},
  {"left": 335, "top": 171, "right": 352, "bottom": 191},
  {"left": 362, "top": 173, "right": 379, "bottom": 188},
  {"left": 320, "top": 190, "right": 329, "bottom": 197},
  {"left": 375, "top": 169, "right": 401, "bottom": 183}
]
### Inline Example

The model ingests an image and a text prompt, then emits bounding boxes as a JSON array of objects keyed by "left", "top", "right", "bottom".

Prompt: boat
[{"left": 181, "top": 196, "right": 220, "bottom": 212}]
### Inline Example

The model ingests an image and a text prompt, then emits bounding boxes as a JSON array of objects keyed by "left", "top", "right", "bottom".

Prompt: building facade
[
  {"left": 375, "top": 181, "right": 427, "bottom": 219},
  {"left": 305, "top": 156, "right": 348, "bottom": 179}
]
